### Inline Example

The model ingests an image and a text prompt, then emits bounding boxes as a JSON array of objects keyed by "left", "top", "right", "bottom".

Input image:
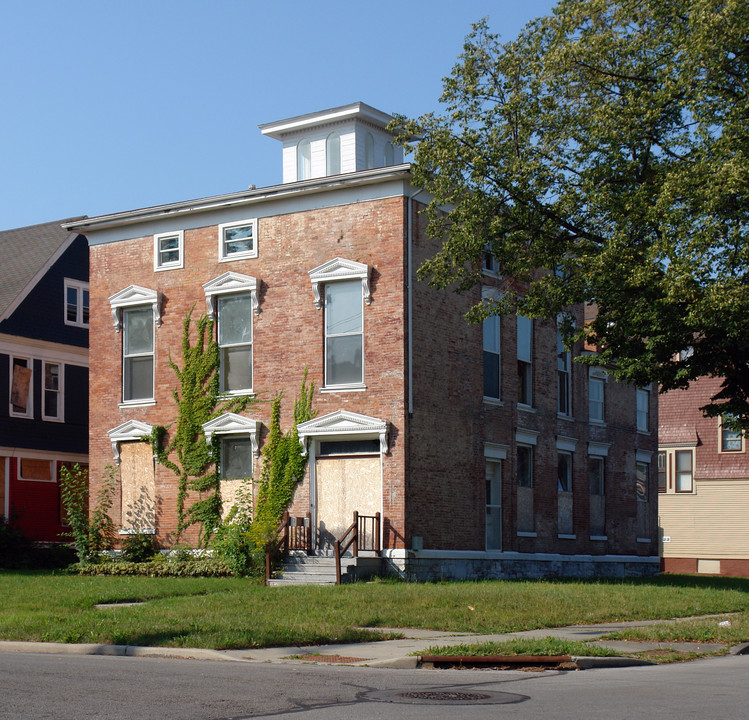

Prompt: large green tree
[{"left": 393, "top": 0, "right": 749, "bottom": 425}]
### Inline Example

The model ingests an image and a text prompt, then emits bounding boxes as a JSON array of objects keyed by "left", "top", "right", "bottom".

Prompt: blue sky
[{"left": 0, "top": 0, "right": 555, "bottom": 230}]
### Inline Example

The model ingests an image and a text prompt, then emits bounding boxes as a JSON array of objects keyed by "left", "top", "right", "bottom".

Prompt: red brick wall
[
  {"left": 89, "top": 196, "right": 408, "bottom": 547},
  {"left": 405, "top": 200, "right": 658, "bottom": 555}
]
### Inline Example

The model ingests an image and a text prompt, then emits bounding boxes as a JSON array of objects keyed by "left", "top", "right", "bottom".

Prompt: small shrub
[
  {"left": 71, "top": 557, "right": 236, "bottom": 577},
  {"left": 121, "top": 532, "right": 157, "bottom": 563},
  {"left": 211, "top": 523, "right": 256, "bottom": 576},
  {"left": 0, "top": 515, "right": 31, "bottom": 569}
]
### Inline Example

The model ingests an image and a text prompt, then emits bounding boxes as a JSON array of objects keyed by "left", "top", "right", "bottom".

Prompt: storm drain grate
[
  {"left": 362, "top": 689, "right": 528, "bottom": 706},
  {"left": 399, "top": 691, "right": 491, "bottom": 701}
]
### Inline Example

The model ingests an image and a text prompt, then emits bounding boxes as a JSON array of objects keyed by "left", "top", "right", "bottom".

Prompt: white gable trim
[
  {"left": 107, "top": 419, "right": 154, "bottom": 463},
  {"left": 202, "top": 413, "right": 261, "bottom": 456},
  {"left": 202, "top": 272, "right": 260, "bottom": 318},
  {"left": 108, "top": 285, "right": 162, "bottom": 332},
  {"left": 297, "top": 410, "right": 388, "bottom": 455},
  {"left": 308, "top": 257, "right": 371, "bottom": 309}
]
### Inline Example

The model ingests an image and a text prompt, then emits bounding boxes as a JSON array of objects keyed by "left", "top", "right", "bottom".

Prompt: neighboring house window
[
  {"left": 325, "top": 280, "right": 363, "bottom": 386},
  {"left": 326, "top": 132, "right": 341, "bottom": 175},
  {"left": 42, "top": 361, "right": 63, "bottom": 422},
  {"left": 364, "top": 133, "right": 375, "bottom": 169},
  {"left": 218, "top": 219, "right": 258, "bottom": 262},
  {"left": 122, "top": 307, "right": 154, "bottom": 402},
  {"left": 657, "top": 448, "right": 695, "bottom": 493},
  {"left": 636, "top": 461, "right": 649, "bottom": 502},
  {"left": 485, "top": 460, "right": 502, "bottom": 550},
  {"left": 217, "top": 294, "right": 253, "bottom": 394},
  {"left": 674, "top": 449, "right": 693, "bottom": 492},
  {"left": 9, "top": 357, "right": 32, "bottom": 418},
  {"left": 720, "top": 416, "right": 744, "bottom": 452},
  {"left": 154, "top": 230, "right": 184, "bottom": 271},
  {"left": 297, "top": 139, "right": 311, "bottom": 180},
  {"left": 636, "top": 387, "right": 650, "bottom": 432},
  {"left": 64, "top": 279, "right": 89, "bottom": 328},
  {"left": 589, "top": 368, "right": 606, "bottom": 423},
  {"left": 483, "top": 312, "right": 501, "bottom": 400},
  {"left": 557, "top": 452, "right": 572, "bottom": 492},
  {"left": 18, "top": 458, "right": 53, "bottom": 482},
  {"left": 657, "top": 451, "right": 667, "bottom": 492},
  {"left": 517, "top": 316, "right": 533, "bottom": 406},
  {"left": 557, "top": 324, "right": 571, "bottom": 416}
]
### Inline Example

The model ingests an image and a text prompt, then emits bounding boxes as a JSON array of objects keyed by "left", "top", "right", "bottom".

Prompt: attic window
[
  {"left": 326, "top": 132, "right": 341, "bottom": 175},
  {"left": 65, "top": 279, "right": 89, "bottom": 328},
  {"left": 297, "top": 139, "right": 311, "bottom": 180}
]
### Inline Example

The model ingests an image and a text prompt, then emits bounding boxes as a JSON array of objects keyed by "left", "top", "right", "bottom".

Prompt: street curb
[
  {"left": 0, "top": 641, "right": 240, "bottom": 662},
  {"left": 572, "top": 655, "right": 654, "bottom": 669},
  {"left": 729, "top": 642, "right": 749, "bottom": 656}
]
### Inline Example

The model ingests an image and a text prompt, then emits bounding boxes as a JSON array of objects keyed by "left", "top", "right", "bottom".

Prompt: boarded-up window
[
  {"left": 19, "top": 459, "right": 52, "bottom": 481},
  {"left": 11, "top": 360, "right": 32, "bottom": 413},
  {"left": 120, "top": 442, "right": 156, "bottom": 532}
]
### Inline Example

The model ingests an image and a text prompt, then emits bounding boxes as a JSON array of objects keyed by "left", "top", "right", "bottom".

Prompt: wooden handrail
[
  {"left": 334, "top": 511, "right": 381, "bottom": 584},
  {"left": 265, "top": 511, "right": 311, "bottom": 584}
]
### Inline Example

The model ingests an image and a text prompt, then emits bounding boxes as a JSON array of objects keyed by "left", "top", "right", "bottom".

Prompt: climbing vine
[
  {"left": 249, "top": 369, "right": 315, "bottom": 552},
  {"left": 151, "top": 307, "right": 254, "bottom": 546}
]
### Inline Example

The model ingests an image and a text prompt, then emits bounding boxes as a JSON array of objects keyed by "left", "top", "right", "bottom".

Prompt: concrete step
[{"left": 268, "top": 554, "right": 384, "bottom": 586}]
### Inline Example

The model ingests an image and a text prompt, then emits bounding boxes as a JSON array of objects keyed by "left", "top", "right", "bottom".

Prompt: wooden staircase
[{"left": 265, "top": 511, "right": 383, "bottom": 586}]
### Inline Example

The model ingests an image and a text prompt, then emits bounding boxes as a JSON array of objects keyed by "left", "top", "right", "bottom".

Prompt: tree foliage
[{"left": 393, "top": 0, "right": 749, "bottom": 425}]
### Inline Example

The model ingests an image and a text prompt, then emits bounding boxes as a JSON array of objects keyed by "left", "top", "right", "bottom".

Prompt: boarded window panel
[
  {"left": 120, "top": 442, "right": 156, "bottom": 532},
  {"left": 11, "top": 362, "right": 32, "bottom": 412},
  {"left": 20, "top": 459, "right": 52, "bottom": 481}
]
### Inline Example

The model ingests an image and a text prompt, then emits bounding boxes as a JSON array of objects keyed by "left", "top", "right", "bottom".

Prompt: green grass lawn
[{"left": 1, "top": 571, "right": 748, "bottom": 650}]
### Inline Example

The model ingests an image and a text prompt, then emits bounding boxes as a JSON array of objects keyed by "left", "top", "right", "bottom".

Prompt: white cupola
[{"left": 258, "top": 102, "right": 403, "bottom": 184}]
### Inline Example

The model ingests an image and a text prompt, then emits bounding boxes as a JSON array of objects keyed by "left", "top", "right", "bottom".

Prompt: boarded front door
[{"left": 315, "top": 455, "right": 380, "bottom": 554}]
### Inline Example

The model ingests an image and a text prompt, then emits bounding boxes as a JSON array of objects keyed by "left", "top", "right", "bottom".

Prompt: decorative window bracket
[
  {"left": 107, "top": 420, "right": 154, "bottom": 464},
  {"left": 308, "top": 257, "right": 371, "bottom": 310},
  {"left": 202, "top": 413, "right": 261, "bottom": 456},
  {"left": 202, "top": 272, "right": 260, "bottom": 318},
  {"left": 108, "top": 285, "right": 162, "bottom": 332}
]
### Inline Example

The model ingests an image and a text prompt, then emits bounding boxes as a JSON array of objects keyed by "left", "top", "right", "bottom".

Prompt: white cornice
[
  {"left": 107, "top": 419, "right": 154, "bottom": 463},
  {"left": 108, "top": 285, "right": 161, "bottom": 332},
  {"left": 202, "top": 413, "right": 261, "bottom": 456},
  {"left": 63, "top": 165, "right": 412, "bottom": 235},
  {"left": 308, "top": 257, "right": 370, "bottom": 309},
  {"left": 259, "top": 102, "right": 394, "bottom": 139},
  {"left": 202, "top": 272, "right": 260, "bottom": 318},
  {"left": 297, "top": 410, "right": 389, "bottom": 455}
]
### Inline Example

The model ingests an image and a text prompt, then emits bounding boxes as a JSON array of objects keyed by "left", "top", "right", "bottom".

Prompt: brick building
[
  {"left": 65, "top": 102, "right": 658, "bottom": 578},
  {"left": 1, "top": 219, "right": 89, "bottom": 541},
  {"left": 659, "top": 377, "right": 749, "bottom": 577}
]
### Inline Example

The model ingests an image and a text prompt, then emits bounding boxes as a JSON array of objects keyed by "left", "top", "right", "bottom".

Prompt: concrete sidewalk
[{"left": 1, "top": 618, "right": 744, "bottom": 669}]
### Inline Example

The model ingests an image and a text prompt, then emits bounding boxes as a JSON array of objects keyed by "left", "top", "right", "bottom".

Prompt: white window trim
[
  {"left": 719, "top": 417, "right": 745, "bottom": 454},
  {"left": 9, "top": 355, "right": 33, "bottom": 419},
  {"left": 308, "top": 257, "right": 371, "bottom": 310},
  {"left": 64, "top": 278, "right": 89, "bottom": 328},
  {"left": 108, "top": 285, "right": 162, "bottom": 332},
  {"left": 202, "top": 413, "right": 261, "bottom": 457},
  {"left": 154, "top": 230, "right": 184, "bottom": 271},
  {"left": 589, "top": 367, "right": 606, "bottom": 425},
  {"left": 121, "top": 306, "right": 156, "bottom": 405},
  {"left": 202, "top": 272, "right": 260, "bottom": 318},
  {"left": 107, "top": 420, "right": 154, "bottom": 463},
  {"left": 218, "top": 218, "right": 258, "bottom": 262},
  {"left": 41, "top": 360, "right": 64, "bottom": 423},
  {"left": 658, "top": 446, "right": 696, "bottom": 494},
  {"left": 17, "top": 458, "right": 55, "bottom": 483},
  {"left": 297, "top": 410, "right": 389, "bottom": 457},
  {"left": 203, "top": 272, "right": 259, "bottom": 396},
  {"left": 309, "top": 258, "right": 370, "bottom": 391}
]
